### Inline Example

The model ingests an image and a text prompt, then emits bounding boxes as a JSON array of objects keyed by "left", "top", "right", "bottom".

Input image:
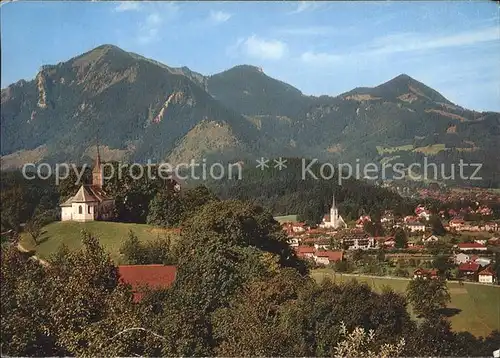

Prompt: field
[
  {"left": 274, "top": 215, "right": 299, "bottom": 223},
  {"left": 20, "top": 221, "right": 179, "bottom": 264},
  {"left": 376, "top": 144, "right": 414, "bottom": 155},
  {"left": 312, "top": 269, "right": 500, "bottom": 338},
  {"left": 412, "top": 143, "right": 447, "bottom": 155}
]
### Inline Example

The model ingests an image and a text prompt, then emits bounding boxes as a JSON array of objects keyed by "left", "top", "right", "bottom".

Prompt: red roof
[
  {"left": 315, "top": 250, "right": 343, "bottom": 261},
  {"left": 414, "top": 268, "right": 438, "bottom": 276},
  {"left": 457, "top": 242, "right": 486, "bottom": 249},
  {"left": 374, "top": 236, "right": 395, "bottom": 244},
  {"left": 118, "top": 265, "right": 177, "bottom": 302},
  {"left": 296, "top": 245, "right": 315, "bottom": 254},
  {"left": 479, "top": 266, "right": 496, "bottom": 277},
  {"left": 488, "top": 237, "right": 500, "bottom": 244},
  {"left": 307, "top": 229, "right": 324, "bottom": 234},
  {"left": 458, "top": 262, "right": 480, "bottom": 272}
]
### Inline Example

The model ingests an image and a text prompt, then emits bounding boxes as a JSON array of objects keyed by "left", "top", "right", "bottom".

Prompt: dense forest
[{"left": 209, "top": 158, "right": 418, "bottom": 223}]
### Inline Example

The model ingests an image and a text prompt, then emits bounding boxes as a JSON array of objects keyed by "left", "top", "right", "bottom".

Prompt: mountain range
[{"left": 1, "top": 44, "right": 499, "bottom": 186}]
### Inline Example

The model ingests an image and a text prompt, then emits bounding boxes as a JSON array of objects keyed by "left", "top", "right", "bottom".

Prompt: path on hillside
[{"left": 16, "top": 243, "right": 49, "bottom": 266}]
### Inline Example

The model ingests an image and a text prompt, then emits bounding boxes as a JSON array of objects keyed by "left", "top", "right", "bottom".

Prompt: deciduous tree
[{"left": 406, "top": 277, "right": 450, "bottom": 318}]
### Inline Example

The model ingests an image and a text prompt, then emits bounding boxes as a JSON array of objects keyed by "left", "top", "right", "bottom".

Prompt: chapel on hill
[{"left": 60, "top": 148, "right": 115, "bottom": 222}]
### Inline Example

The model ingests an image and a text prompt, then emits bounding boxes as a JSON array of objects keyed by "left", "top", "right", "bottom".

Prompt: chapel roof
[{"left": 59, "top": 185, "right": 113, "bottom": 206}]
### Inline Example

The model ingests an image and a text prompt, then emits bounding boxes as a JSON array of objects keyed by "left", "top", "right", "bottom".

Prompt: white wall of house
[
  {"left": 314, "top": 243, "right": 329, "bottom": 250},
  {"left": 61, "top": 206, "right": 73, "bottom": 221},
  {"left": 314, "top": 256, "right": 330, "bottom": 265},
  {"left": 292, "top": 226, "right": 306, "bottom": 233},
  {"left": 460, "top": 247, "right": 488, "bottom": 251},
  {"left": 71, "top": 202, "right": 96, "bottom": 222},
  {"left": 454, "top": 253, "right": 469, "bottom": 264},
  {"left": 479, "top": 274, "right": 494, "bottom": 284},
  {"left": 288, "top": 238, "right": 299, "bottom": 247},
  {"left": 407, "top": 225, "right": 426, "bottom": 233}
]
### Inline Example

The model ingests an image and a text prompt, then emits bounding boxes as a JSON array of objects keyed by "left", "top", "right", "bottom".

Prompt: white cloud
[
  {"left": 146, "top": 12, "right": 162, "bottom": 26},
  {"left": 300, "top": 51, "right": 342, "bottom": 66},
  {"left": 114, "top": 2, "right": 141, "bottom": 12},
  {"left": 288, "top": 1, "right": 322, "bottom": 15},
  {"left": 209, "top": 10, "right": 232, "bottom": 24},
  {"left": 299, "top": 26, "right": 499, "bottom": 67},
  {"left": 137, "top": 13, "right": 163, "bottom": 44},
  {"left": 135, "top": 3, "right": 180, "bottom": 45},
  {"left": 275, "top": 26, "right": 337, "bottom": 36},
  {"left": 236, "top": 35, "right": 288, "bottom": 60},
  {"left": 367, "top": 26, "right": 499, "bottom": 56},
  {"left": 230, "top": 35, "right": 288, "bottom": 61}
]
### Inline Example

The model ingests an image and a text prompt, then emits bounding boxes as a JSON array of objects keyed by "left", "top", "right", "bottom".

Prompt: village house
[
  {"left": 474, "top": 239, "right": 488, "bottom": 245},
  {"left": 282, "top": 223, "right": 293, "bottom": 236},
  {"left": 374, "top": 236, "right": 395, "bottom": 249},
  {"left": 449, "top": 218, "right": 465, "bottom": 230},
  {"left": 422, "top": 234, "right": 439, "bottom": 244},
  {"left": 118, "top": 265, "right": 177, "bottom": 302},
  {"left": 484, "top": 222, "right": 499, "bottom": 232},
  {"left": 454, "top": 252, "right": 470, "bottom": 265},
  {"left": 337, "top": 230, "right": 375, "bottom": 250},
  {"left": 60, "top": 148, "right": 115, "bottom": 222},
  {"left": 380, "top": 210, "right": 395, "bottom": 224},
  {"left": 488, "top": 237, "right": 500, "bottom": 246},
  {"left": 313, "top": 250, "right": 343, "bottom": 266},
  {"left": 477, "top": 206, "right": 493, "bottom": 216},
  {"left": 415, "top": 206, "right": 431, "bottom": 221},
  {"left": 355, "top": 215, "right": 371, "bottom": 229},
  {"left": 463, "top": 223, "right": 482, "bottom": 232},
  {"left": 458, "top": 261, "right": 481, "bottom": 281},
  {"left": 404, "top": 215, "right": 419, "bottom": 223},
  {"left": 407, "top": 238, "right": 422, "bottom": 248},
  {"left": 288, "top": 237, "right": 300, "bottom": 247},
  {"left": 313, "top": 238, "right": 331, "bottom": 250},
  {"left": 407, "top": 244, "right": 425, "bottom": 252},
  {"left": 478, "top": 266, "right": 497, "bottom": 284},
  {"left": 405, "top": 221, "right": 426, "bottom": 233},
  {"left": 291, "top": 222, "right": 307, "bottom": 233},
  {"left": 456, "top": 242, "right": 488, "bottom": 252},
  {"left": 413, "top": 268, "right": 438, "bottom": 280},
  {"left": 295, "top": 245, "right": 315, "bottom": 259}
]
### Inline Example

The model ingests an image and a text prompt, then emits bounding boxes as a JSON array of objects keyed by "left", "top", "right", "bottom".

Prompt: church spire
[
  {"left": 95, "top": 140, "right": 101, "bottom": 168},
  {"left": 92, "top": 136, "right": 103, "bottom": 189}
]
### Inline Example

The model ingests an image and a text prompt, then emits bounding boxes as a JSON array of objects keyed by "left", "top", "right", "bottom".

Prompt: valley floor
[{"left": 312, "top": 269, "right": 500, "bottom": 338}]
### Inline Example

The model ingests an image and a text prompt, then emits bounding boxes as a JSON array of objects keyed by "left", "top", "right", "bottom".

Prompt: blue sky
[{"left": 1, "top": 1, "right": 499, "bottom": 111}]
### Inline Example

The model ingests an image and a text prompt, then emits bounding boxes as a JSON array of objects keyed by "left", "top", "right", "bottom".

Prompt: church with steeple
[
  {"left": 60, "top": 147, "right": 115, "bottom": 222},
  {"left": 319, "top": 194, "right": 347, "bottom": 229}
]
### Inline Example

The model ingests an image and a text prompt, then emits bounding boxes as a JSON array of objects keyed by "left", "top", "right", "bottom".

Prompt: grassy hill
[
  {"left": 312, "top": 269, "right": 500, "bottom": 338},
  {"left": 273, "top": 215, "right": 299, "bottom": 224},
  {"left": 20, "top": 221, "right": 179, "bottom": 264}
]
